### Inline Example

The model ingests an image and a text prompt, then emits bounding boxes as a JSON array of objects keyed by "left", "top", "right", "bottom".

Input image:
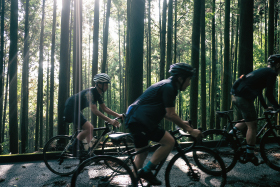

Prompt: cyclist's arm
[
  {"left": 90, "top": 104, "right": 120, "bottom": 126},
  {"left": 164, "top": 107, "right": 201, "bottom": 138},
  {"left": 99, "top": 103, "right": 123, "bottom": 118}
]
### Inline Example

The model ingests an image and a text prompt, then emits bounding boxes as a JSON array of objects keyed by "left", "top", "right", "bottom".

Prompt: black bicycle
[
  {"left": 43, "top": 117, "right": 134, "bottom": 176},
  {"left": 200, "top": 110, "right": 280, "bottom": 173},
  {"left": 71, "top": 128, "right": 227, "bottom": 187}
]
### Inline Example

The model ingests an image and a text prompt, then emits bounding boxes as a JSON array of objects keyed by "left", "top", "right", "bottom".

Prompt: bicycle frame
[
  {"left": 123, "top": 129, "right": 197, "bottom": 184},
  {"left": 217, "top": 110, "right": 280, "bottom": 146}
]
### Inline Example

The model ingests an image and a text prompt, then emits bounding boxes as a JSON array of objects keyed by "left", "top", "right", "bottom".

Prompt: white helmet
[{"left": 93, "top": 73, "right": 111, "bottom": 83}]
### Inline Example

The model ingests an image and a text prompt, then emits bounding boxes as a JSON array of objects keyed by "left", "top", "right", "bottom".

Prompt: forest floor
[{"left": 0, "top": 150, "right": 280, "bottom": 187}]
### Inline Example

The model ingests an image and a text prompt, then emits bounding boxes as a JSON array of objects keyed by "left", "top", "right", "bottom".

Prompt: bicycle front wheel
[
  {"left": 43, "top": 135, "right": 80, "bottom": 176},
  {"left": 260, "top": 129, "right": 280, "bottom": 171},
  {"left": 71, "top": 155, "right": 137, "bottom": 187},
  {"left": 165, "top": 147, "right": 227, "bottom": 187},
  {"left": 202, "top": 129, "right": 238, "bottom": 173}
]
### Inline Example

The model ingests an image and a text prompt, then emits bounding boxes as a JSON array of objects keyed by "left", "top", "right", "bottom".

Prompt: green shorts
[{"left": 232, "top": 95, "right": 257, "bottom": 122}]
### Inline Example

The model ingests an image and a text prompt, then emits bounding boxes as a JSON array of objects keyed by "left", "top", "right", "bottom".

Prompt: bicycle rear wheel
[
  {"left": 201, "top": 129, "right": 238, "bottom": 172},
  {"left": 260, "top": 129, "right": 280, "bottom": 171},
  {"left": 165, "top": 146, "right": 227, "bottom": 187},
  {"left": 71, "top": 155, "right": 137, "bottom": 187},
  {"left": 43, "top": 135, "right": 80, "bottom": 176}
]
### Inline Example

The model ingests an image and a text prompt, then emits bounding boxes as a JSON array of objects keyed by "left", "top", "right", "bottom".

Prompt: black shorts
[
  {"left": 232, "top": 95, "right": 257, "bottom": 122},
  {"left": 63, "top": 105, "right": 87, "bottom": 129},
  {"left": 128, "top": 123, "right": 166, "bottom": 148}
]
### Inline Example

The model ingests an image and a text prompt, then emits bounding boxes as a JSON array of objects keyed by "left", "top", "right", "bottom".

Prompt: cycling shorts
[
  {"left": 232, "top": 95, "right": 257, "bottom": 122},
  {"left": 63, "top": 105, "right": 87, "bottom": 129},
  {"left": 128, "top": 122, "right": 166, "bottom": 148}
]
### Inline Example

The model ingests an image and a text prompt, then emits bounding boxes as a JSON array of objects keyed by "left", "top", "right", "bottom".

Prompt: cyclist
[
  {"left": 63, "top": 73, "right": 123, "bottom": 156},
  {"left": 125, "top": 63, "right": 202, "bottom": 185},
  {"left": 230, "top": 54, "right": 280, "bottom": 165}
]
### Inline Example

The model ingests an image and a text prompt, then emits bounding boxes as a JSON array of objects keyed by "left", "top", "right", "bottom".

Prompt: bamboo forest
[{"left": 0, "top": 0, "right": 279, "bottom": 155}]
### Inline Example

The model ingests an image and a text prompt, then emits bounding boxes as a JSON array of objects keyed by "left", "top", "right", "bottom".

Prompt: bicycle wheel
[
  {"left": 165, "top": 147, "right": 227, "bottom": 187},
  {"left": 260, "top": 129, "right": 280, "bottom": 171},
  {"left": 43, "top": 135, "right": 80, "bottom": 176},
  {"left": 101, "top": 133, "right": 134, "bottom": 159},
  {"left": 201, "top": 129, "right": 238, "bottom": 172},
  {"left": 71, "top": 155, "right": 137, "bottom": 187}
]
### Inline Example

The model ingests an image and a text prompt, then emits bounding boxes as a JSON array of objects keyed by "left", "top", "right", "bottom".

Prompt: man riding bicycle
[
  {"left": 231, "top": 54, "right": 280, "bottom": 165},
  {"left": 125, "top": 63, "right": 202, "bottom": 185},
  {"left": 63, "top": 73, "right": 123, "bottom": 157}
]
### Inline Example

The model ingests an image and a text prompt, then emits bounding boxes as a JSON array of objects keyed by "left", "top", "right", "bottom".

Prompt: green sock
[{"left": 143, "top": 161, "right": 156, "bottom": 172}]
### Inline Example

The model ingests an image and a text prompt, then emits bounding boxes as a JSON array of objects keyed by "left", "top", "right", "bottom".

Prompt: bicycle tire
[
  {"left": 71, "top": 155, "right": 137, "bottom": 187},
  {"left": 260, "top": 129, "right": 280, "bottom": 171},
  {"left": 201, "top": 129, "right": 238, "bottom": 173},
  {"left": 43, "top": 135, "right": 80, "bottom": 176},
  {"left": 165, "top": 146, "right": 227, "bottom": 187}
]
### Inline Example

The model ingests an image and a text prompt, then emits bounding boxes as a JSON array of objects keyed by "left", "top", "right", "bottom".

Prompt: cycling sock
[
  {"left": 142, "top": 161, "right": 156, "bottom": 173},
  {"left": 246, "top": 145, "right": 254, "bottom": 155}
]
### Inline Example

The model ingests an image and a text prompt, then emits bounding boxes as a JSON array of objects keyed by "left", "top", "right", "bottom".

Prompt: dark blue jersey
[
  {"left": 125, "top": 78, "right": 178, "bottom": 130},
  {"left": 65, "top": 87, "right": 104, "bottom": 111},
  {"left": 231, "top": 68, "right": 279, "bottom": 109}
]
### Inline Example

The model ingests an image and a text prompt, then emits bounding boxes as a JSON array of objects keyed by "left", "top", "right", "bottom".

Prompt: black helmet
[
  {"left": 169, "top": 63, "right": 196, "bottom": 78},
  {"left": 93, "top": 73, "right": 111, "bottom": 83},
  {"left": 268, "top": 54, "right": 280, "bottom": 67}
]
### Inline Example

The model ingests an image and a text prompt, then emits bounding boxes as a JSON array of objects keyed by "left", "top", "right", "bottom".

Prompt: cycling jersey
[
  {"left": 63, "top": 87, "right": 104, "bottom": 126},
  {"left": 231, "top": 68, "right": 279, "bottom": 109},
  {"left": 125, "top": 77, "right": 178, "bottom": 130},
  {"left": 65, "top": 87, "right": 104, "bottom": 110}
]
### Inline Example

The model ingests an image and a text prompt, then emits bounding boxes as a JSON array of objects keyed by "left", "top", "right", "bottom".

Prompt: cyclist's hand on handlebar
[
  {"left": 189, "top": 129, "right": 203, "bottom": 139},
  {"left": 109, "top": 119, "right": 120, "bottom": 127}
]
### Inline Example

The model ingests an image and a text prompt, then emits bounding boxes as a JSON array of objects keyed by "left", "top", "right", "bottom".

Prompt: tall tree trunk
[
  {"left": 9, "top": 0, "right": 18, "bottom": 154},
  {"left": 45, "top": 55, "right": 50, "bottom": 142},
  {"left": 0, "top": 0, "right": 5, "bottom": 145},
  {"left": 189, "top": 0, "right": 201, "bottom": 128},
  {"left": 118, "top": 10, "right": 122, "bottom": 113},
  {"left": 173, "top": 0, "right": 177, "bottom": 64},
  {"left": 147, "top": 0, "right": 151, "bottom": 88},
  {"left": 20, "top": 0, "right": 29, "bottom": 153},
  {"left": 102, "top": 0, "right": 111, "bottom": 73},
  {"left": 200, "top": 0, "right": 206, "bottom": 131},
  {"left": 210, "top": 0, "right": 216, "bottom": 131},
  {"left": 221, "top": 0, "right": 231, "bottom": 129},
  {"left": 166, "top": 0, "right": 173, "bottom": 78},
  {"left": 268, "top": 0, "right": 274, "bottom": 56},
  {"left": 49, "top": 0, "right": 56, "bottom": 139},
  {"left": 58, "top": 0, "right": 71, "bottom": 135},
  {"left": 238, "top": 0, "right": 254, "bottom": 75},
  {"left": 160, "top": 0, "right": 167, "bottom": 81},
  {"left": 127, "top": 0, "right": 145, "bottom": 105},
  {"left": 265, "top": 1, "right": 268, "bottom": 62},
  {"left": 35, "top": 0, "right": 45, "bottom": 150},
  {"left": 91, "top": 0, "right": 99, "bottom": 127},
  {"left": 73, "top": 0, "right": 83, "bottom": 94}
]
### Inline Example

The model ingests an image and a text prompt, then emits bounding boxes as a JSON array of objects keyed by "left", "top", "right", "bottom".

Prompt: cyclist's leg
[
  {"left": 77, "top": 121, "right": 94, "bottom": 143},
  {"left": 245, "top": 120, "right": 258, "bottom": 145},
  {"left": 134, "top": 146, "right": 149, "bottom": 170},
  {"left": 150, "top": 131, "right": 175, "bottom": 165}
]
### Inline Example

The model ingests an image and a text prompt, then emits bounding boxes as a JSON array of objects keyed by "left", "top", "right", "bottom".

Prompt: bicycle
[
  {"left": 200, "top": 109, "right": 280, "bottom": 173},
  {"left": 43, "top": 117, "right": 134, "bottom": 176},
  {"left": 71, "top": 128, "right": 227, "bottom": 187}
]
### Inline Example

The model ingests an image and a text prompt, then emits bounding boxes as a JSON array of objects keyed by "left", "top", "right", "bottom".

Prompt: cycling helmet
[
  {"left": 169, "top": 63, "right": 196, "bottom": 78},
  {"left": 268, "top": 54, "right": 280, "bottom": 68},
  {"left": 93, "top": 73, "right": 111, "bottom": 83}
]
